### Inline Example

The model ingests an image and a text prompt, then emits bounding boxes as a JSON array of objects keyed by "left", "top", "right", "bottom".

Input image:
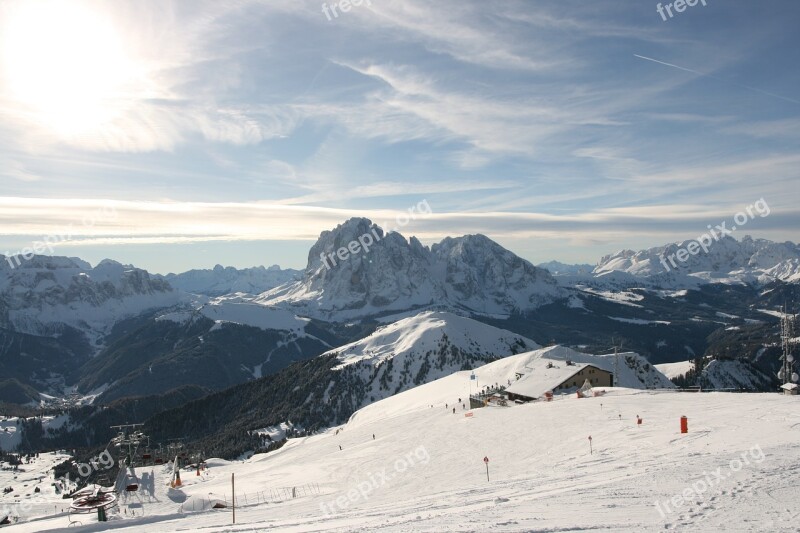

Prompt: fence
[{"left": 179, "top": 483, "right": 321, "bottom": 513}]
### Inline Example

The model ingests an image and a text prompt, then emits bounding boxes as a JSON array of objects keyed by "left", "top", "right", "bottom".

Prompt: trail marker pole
[
  {"left": 483, "top": 456, "right": 489, "bottom": 482},
  {"left": 232, "top": 473, "right": 235, "bottom": 524},
  {"left": 588, "top": 436, "right": 593, "bottom": 455}
]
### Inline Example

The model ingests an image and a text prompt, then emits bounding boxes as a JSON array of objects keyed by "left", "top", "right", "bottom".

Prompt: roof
[
  {"left": 505, "top": 357, "right": 606, "bottom": 400},
  {"left": 780, "top": 383, "right": 799, "bottom": 390}
]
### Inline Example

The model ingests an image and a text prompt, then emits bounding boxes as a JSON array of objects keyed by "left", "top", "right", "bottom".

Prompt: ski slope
[
  {"left": 656, "top": 360, "right": 694, "bottom": 379},
  {"left": 5, "top": 381, "right": 800, "bottom": 532}
]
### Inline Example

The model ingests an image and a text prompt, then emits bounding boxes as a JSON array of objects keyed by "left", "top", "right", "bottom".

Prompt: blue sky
[{"left": 0, "top": 0, "right": 798, "bottom": 274}]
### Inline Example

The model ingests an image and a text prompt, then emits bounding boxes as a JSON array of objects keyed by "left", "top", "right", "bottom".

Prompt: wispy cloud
[{"left": 0, "top": 0, "right": 798, "bottom": 268}]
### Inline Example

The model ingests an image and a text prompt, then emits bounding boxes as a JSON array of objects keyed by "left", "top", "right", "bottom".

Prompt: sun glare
[{"left": 1, "top": 1, "right": 136, "bottom": 136}]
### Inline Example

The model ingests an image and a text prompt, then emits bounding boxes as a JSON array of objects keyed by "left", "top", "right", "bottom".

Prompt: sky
[{"left": 0, "top": 0, "right": 798, "bottom": 274}]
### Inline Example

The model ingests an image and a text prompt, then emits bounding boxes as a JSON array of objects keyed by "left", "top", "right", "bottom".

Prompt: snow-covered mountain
[
  {"left": 330, "top": 311, "right": 537, "bottom": 370},
  {"left": 590, "top": 235, "right": 800, "bottom": 288},
  {"left": 324, "top": 311, "right": 538, "bottom": 406},
  {"left": 0, "top": 255, "right": 179, "bottom": 345},
  {"left": 161, "top": 264, "right": 300, "bottom": 296},
  {"left": 537, "top": 260, "right": 594, "bottom": 276},
  {"left": 259, "top": 218, "right": 563, "bottom": 319}
]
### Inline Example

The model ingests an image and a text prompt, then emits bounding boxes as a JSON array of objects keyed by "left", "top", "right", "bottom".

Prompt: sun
[{"left": 1, "top": 1, "right": 136, "bottom": 137}]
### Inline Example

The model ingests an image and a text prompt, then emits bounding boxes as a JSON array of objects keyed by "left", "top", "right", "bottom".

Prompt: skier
[
  {"left": 372, "top": 434, "right": 375, "bottom": 440},
  {"left": 338, "top": 445, "right": 342, "bottom": 451},
  {"left": 452, "top": 407, "right": 455, "bottom": 414}
]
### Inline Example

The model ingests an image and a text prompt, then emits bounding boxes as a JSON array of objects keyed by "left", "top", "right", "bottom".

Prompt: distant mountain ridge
[
  {"left": 588, "top": 235, "right": 800, "bottom": 287},
  {"left": 161, "top": 264, "right": 300, "bottom": 296},
  {"left": 537, "top": 260, "right": 594, "bottom": 276},
  {"left": 1, "top": 224, "right": 798, "bottom": 407}
]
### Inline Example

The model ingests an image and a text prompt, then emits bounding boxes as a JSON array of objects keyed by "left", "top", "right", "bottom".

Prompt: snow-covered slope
[
  {"left": 162, "top": 264, "right": 300, "bottom": 296},
  {"left": 0, "top": 255, "right": 180, "bottom": 345},
  {"left": 590, "top": 235, "right": 800, "bottom": 288},
  {"left": 197, "top": 299, "right": 311, "bottom": 334},
  {"left": 259, "top": 218, "right": 563, "bottom": 319},
  {"left": 9, "top": 385, "right": 800, "bottom": 531},
  {"left": 655, "top": 360, "right": 695, "bottom": 379},
  {"left": 320, "top": 311, "right": 539, "bottom": 412},
  {"left": 348, "top": 344, "right": 673, "bottom": 426},
  {"left": 699, "top": 359, "right": 776, "bottom": 390},
  {"left": 330, "top": 311, "right": 538, "bottom": 370}
]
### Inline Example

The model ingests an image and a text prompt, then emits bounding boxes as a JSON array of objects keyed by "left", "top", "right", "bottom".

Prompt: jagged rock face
[
  {"left": 302, "top": 218, "right": 440, "bottom": 310},
  {"left": 432, "top": 235, "right": 561, "bottom": 313},
  {"left": 0, "top": 255, "right": 178, "bottom": 339},
  {"left": 162, "top": 264, "right": 300, "bottom": 296},
  {"left": 260, "top": 218, "right": 564, "bottom": 318}
]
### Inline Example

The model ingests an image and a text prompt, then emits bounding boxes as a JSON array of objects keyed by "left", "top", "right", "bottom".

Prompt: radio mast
[{"left": 779, "top": 304, "right": 797, "bottom": 394}]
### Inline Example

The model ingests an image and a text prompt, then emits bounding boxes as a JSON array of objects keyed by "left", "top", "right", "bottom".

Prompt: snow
[
  {"left": 0, "top": 255, "right": 182, "bottom": 349},
  {"left": 566, "top": 294, "right": 585, "bottom": 309},
  {"left": 162, "top": 264, "right": 300, "bottom": 296},
  {"left": 758, "top": 309, "right": 796, "bottom": 319},
  {"left": 701, "top": 360, "right": 773, "bottom": 390},
  {"left": 502, "top": 345, "right": 673, "bottom": 400},
  {"left": 257, "top": 218, "right": 564, "bottom": 320},
  {"left": 199, "top": 301, "right": 310, "bottom": 333},
  {"left": 577, "top": 287, "right": 645, "bottom": 308},
  {"left": 250, "top": 423, "right": 292, "bottom": 442},
  {"left": 589, "top": 235, "right": 800, "bottom": 289},
  {"left": 154, "top": 311, "right": 194, "bottom": 324},
  {"left": 609, "top": 316, "right": 671, "bottom": 325},
  {"left": 330, "top": 311, "right": 538, "bottom": 370},
  {"left": 652, "top": 289, "right": 688, "bottom": 298},
  {"left": 656, "top": 360, "right": 695, "bottom": 379},
  {"left": 7, "top": 387, "right": 800, "bottom": 532},
  {"left": 505, "top": 360, "right": 594, "bottom": 398},
  {"left": 0, "top": 416, "right": 70, "bottom": 451},
  {"left": 0, "top": 451, "right": 76, "bottom": 522}
]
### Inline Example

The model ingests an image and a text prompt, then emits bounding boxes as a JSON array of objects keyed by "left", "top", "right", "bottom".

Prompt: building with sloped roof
[{"left": 505, "top": 358, "right": 612, "bottom": 402}]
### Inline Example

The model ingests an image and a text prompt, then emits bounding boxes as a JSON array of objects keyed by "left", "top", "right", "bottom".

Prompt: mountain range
[
  {"left": 160, "top": 264, "right": 300, "bottom": 296},
  {"left": 1, "top": 218, "right": 798, "bottom": 456}
]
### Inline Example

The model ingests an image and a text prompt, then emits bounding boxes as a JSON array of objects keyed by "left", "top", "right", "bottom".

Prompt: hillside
[{"left": 6, "top": 387, "right": 800, "bottom": 531}]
